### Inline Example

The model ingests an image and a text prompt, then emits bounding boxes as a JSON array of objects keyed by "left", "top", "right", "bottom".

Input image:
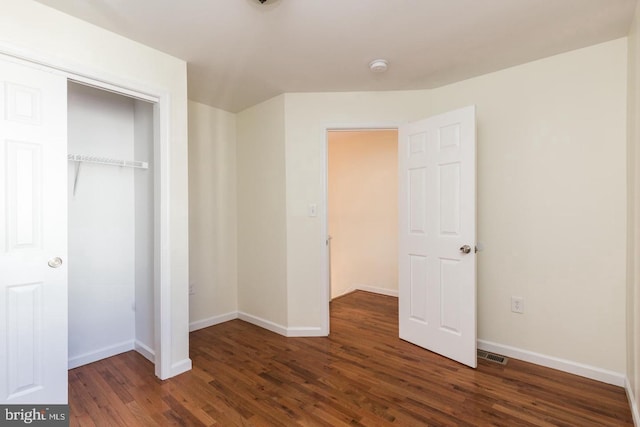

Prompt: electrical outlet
[
  {"left": 189, "top": 283, "right": 195, "bottom": 295},
  {"left": 511, "top": 296, "right": 524, "bottom": 314}
]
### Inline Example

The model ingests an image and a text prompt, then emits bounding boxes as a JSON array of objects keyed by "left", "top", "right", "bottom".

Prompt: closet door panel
[
  {"left": 0, "top": 57, "right": 68, "bottom": 405},
  {"left": 6, "top": 141, "right": 42, "bottom": 251}
]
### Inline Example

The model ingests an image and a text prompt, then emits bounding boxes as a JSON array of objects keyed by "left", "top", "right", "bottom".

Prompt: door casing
[
  {"left": 0, "top": 46, "right": 174, "bottom": 380},
  {"left": 320, "top": 122, "right": 402, "bottom": 336}
]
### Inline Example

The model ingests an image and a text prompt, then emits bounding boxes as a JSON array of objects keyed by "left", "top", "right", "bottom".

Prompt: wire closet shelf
[
  {"left": 68, "top": 154, "right": 149, "bottom": 196},
  {"left": 67, "top": 154, "right": 149, "bottom": 169}
]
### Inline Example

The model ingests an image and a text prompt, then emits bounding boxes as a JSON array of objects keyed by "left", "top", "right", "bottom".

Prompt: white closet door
[{"left": 0, "top": 57, "right": 68, "bottom": 404}]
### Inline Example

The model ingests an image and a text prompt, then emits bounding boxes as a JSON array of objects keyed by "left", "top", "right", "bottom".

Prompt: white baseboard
[
  {"left": 238, "top": 311, "right": 288, "bottom": 336},
  {"left": 353, "top": 284, "right": 398, "bottom": 297},
  {"left": 171, "top": 358, "right": 192, "bottom": 377},
  {"left": 626, "top": 377, "right": 640, "bottom": 427},
  {"left": 334, "top": 285, "right": 398, "bottom": 299},
  {"left": 68, "top": 340, "right": 134, "bottom": 369},
  {"left": 189, "top": 310, "right": 324, "bottom": 338},
  {"left": 286, "top": 326, "right": 325, "bottom": 337},
  {"left": 134, "top": 340, "right": 155, "bottom": 363},
  {"left": 237, "top": 312, "right": 326, "bottom": 337},
  {"left": 478, "top": 339, "right": 625, "bottom": 387},
  {"left": 189, "top": 311, "right": 239, "bottom": 332}
]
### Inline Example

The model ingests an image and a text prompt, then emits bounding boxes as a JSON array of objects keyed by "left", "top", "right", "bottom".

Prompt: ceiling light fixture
[{"left": 369, "top": 59, "right": 389, "bottom": 73}]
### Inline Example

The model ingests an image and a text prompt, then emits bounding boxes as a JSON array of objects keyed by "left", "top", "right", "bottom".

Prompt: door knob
[
  {"left": 459, "top": 245, "right": 472, "bottom": 254},
  {"left": 48, "top": 257, "right": 63, "bottom": 268}
]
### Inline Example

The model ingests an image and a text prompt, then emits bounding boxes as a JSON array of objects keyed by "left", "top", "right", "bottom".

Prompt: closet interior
[{"left": 67, "top": 82, "right": 155, "bottom": 369}]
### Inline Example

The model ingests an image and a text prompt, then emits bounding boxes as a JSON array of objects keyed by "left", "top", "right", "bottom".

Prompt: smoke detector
[{"left": 369, "top": 59, "right": 389, "bottom": 73}]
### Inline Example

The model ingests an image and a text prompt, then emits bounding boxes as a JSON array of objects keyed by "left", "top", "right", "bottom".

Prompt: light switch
[{"left": 308, "top": 204, "right": 317, "bottom": 217}]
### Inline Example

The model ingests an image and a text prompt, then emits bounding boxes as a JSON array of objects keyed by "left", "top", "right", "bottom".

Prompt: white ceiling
[{"left": 35, "top": 0, "right": 637, "bottom": 112}]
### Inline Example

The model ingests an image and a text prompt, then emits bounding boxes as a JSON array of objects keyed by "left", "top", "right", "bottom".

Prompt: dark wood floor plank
[{"left": 69, "top": 291, "right": 633, "bottom": 426}]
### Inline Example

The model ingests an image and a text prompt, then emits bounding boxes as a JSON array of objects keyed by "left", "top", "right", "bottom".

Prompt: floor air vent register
[{"left": 477, "top": 350, "right": 508, "bottom": 365}]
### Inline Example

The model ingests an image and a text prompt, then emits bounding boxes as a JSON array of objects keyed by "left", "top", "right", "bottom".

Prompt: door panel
[
  {"left": 409, "top": 168, "right": 427, "bottom": 234},
  {"left": 7, "top": 283, "right": 43, "bottom": 399},
  {"left": 398, "top": 106, "right": 476, "bottom": 368},
  {"left": 7, "top": 141, "right": 42, "bottom": 250},
  {"left": 439, "top": 162, "right": 460, "bottom": 235},
  {"left": 409, "top": 254, "right": 428, "bottom": 322},
  {"left": 0, "top": 56, "right": 68, "bottom": 404},
  {"left": 440, "top": 258, "right": 461, "bottom": 334}
]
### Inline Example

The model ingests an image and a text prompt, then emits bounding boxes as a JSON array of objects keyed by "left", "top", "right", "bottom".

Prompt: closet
[{"left": 67, "top": 82, "right": 155, "bottom": 368}]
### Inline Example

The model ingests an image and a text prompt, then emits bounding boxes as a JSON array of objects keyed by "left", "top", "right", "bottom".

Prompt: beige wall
[
  {"left": 2, "top": 0, "right": 190, "bottom": 375},
  {"left": 237, "top": 95, "right": 288, "bottom": 326},
  {"left": 188, "top": 101, "right": 238, "bottom": 324},
  {"left": 328, "top": 130, "right": 398, "bottom": 298},
  {"left": 429, "top": 41, "right": 627, "bottom": 371},
  {"left": 284, "top": 91, "right": 432, "bottom": 327},
  {"left": 284, "top": 39, "right": 628, "bottom": 373},
  {"left": 627, "top": 0, "right": 640, "bottom": 420}
]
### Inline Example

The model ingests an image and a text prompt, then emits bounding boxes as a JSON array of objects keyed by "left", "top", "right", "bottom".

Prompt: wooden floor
[{"left": 69, "top": 291, "right": 633, "bottom": 426}]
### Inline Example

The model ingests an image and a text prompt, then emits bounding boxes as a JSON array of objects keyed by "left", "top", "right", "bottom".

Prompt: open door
[
  {"left": 398, "top": 106, "right": 477, "bottom": 368},
  {"left": 0, "top": 56, "right": 68, "bottom": 403}
]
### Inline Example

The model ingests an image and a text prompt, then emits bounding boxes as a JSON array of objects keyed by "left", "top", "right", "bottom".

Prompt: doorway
[
  {"left": 0, "top": 52, "right": 175, "bottom": 405},
  {"left": 322, "top": 107, "right": 477, "bottom": 368},
  {"left": 327, "top": 129, "right": 399, "bottom": 300},
  {"left": 67, "top": 82, "right": 156, "bottom": 369}
]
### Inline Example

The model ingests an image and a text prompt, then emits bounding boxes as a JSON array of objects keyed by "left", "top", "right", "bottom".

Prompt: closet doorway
[
  {"left": 327, "top": 129, "right": 399, "bottom": 301},
  {"left": 67, "top": 82, "right": 155, "bottom": 369},
  {"left": 0, "top": 51, "right": 175, "bottom": 406}
]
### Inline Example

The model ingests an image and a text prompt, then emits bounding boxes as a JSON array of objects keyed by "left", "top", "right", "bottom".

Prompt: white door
[
  {"left": 0, "top": 56, "right": 68, "bottom": 403},
  {"left": 398, "top": 106, "right": 477, "bottom": 368}
]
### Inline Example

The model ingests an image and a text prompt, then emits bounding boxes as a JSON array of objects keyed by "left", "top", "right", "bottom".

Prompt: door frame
[
  {"left": 0, "top": 45, "right": 173, "bottom": 379},
  {"left": 320, "top": 122, "right": 402, "bottom": 335}
]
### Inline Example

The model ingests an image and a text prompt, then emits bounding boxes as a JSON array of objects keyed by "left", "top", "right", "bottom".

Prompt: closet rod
[{"left": 67, "top": 154, "right": 149, "bottom": 169}]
